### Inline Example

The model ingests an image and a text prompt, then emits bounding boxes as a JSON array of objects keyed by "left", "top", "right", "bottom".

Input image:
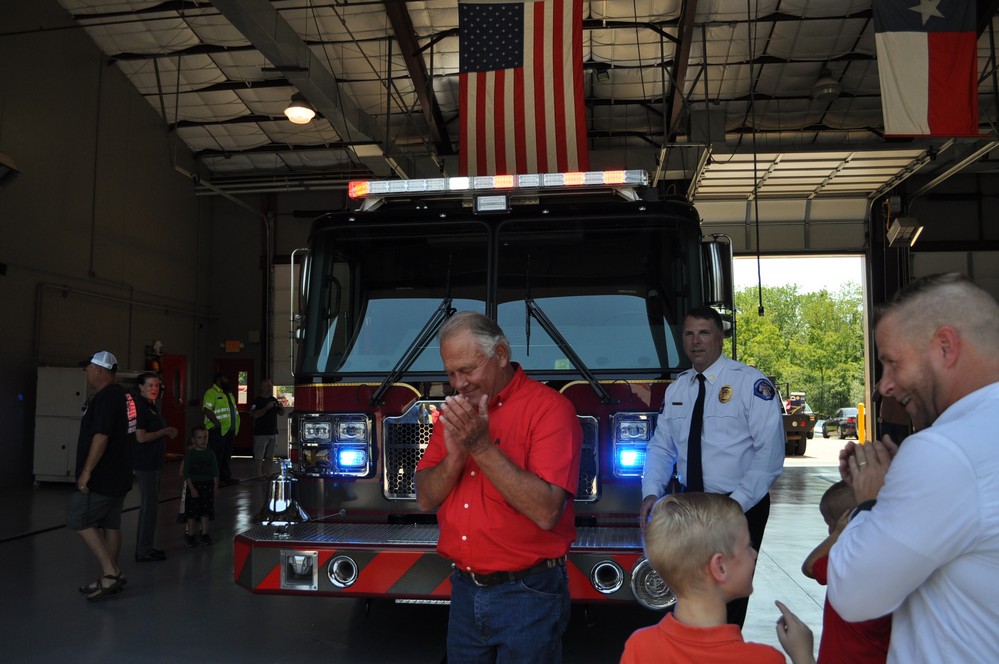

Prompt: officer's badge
[{"left": 719, "top": 386, "right": 733, "bottom": 403}]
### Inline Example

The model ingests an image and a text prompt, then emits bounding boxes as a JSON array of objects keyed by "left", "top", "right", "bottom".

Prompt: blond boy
[{"left": 621, "top": 493, "right": 814, "bottom": 664}]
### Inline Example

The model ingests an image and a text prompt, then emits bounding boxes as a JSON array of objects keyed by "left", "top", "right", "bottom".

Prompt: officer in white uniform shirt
[{"left": 640, "top": 306, "right": 784, "bottom": 626}]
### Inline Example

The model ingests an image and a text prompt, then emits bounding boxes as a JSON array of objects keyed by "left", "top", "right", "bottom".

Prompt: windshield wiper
[
  {"left": 370, "top": 258, "right": 456, "bottom": 406},
  {"left": 524, "top": 259, "right": 614, "bottom": 404}
]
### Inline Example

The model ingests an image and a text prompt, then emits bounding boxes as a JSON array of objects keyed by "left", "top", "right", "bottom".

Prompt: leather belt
[{"left": 455, "top": 557, "right": 566, "bottom": 587}]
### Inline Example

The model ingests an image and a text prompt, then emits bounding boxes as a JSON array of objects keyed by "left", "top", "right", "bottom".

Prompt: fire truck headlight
[
  {"left": 617, "top": 419, "right": 650, "bottom": 441},
  {"left": 325, "top": 415, "right": 373, "bottom": 477},
  {"left": 301, "top": 418, "right": 333, "bottom": 443},
  {"left": 335, "top": 417, "right": 369, "bottom": 442},
  {"left": 612, "top": 413, "right": 656, "bottom": 478}
]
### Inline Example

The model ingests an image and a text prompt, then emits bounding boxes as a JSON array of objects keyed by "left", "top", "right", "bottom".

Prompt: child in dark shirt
[{"left": 183, "top": 426, "right": 219, "bottom": 547}]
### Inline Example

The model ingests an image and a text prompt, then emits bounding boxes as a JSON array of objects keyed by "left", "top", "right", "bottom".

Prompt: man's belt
[{"left": 454, "top": 556, "right": 566, "bottom": 587}]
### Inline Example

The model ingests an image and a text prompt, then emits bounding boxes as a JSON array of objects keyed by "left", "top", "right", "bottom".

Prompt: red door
[
  {"left": 212, "top": 358, "right": 255, "bottom": 455},
  {"left": 159, "top": 354, "right": 188, "bottom": 457}
]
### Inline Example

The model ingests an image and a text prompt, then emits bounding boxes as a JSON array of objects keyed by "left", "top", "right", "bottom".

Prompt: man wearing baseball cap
[{"left": 68, "top": 351, "right": 137, "bottom": 601}]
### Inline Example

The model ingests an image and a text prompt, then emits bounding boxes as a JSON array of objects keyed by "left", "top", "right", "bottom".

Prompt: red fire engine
[{"left": 234, "top": 170, "right": 733, "bottom": 611}]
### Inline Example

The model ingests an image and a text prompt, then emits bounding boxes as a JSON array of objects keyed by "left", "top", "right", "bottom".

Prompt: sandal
[
  {"left": 86, "top": 574, "right": 125, "bottom": 602},
  {"left": 79, "top": 574, "right": 127, "bottom": 594}
]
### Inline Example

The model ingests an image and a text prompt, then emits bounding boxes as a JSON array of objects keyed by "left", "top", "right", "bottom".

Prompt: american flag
[
  {"left": 458, "top": 0, "right": 589, "bottom": 176},
  {"left": 873, "top": 0, "right": 979, "bottom": 136}
]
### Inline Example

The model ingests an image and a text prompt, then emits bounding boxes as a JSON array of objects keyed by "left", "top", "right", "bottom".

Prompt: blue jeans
[{"left": 447, "top": 565, "right": 570, "bottom": 664}]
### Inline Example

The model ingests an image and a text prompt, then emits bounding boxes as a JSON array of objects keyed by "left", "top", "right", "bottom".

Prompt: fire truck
[{"left": 234, "top": 170, "right": 733, "bottom": 611}]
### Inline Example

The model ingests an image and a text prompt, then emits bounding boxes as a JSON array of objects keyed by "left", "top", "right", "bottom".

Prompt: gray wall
[{"left": 0, "top": 2, "right": 216, "bottom": 485}]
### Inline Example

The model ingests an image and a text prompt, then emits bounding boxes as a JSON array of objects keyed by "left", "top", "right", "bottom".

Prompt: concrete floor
[{"left": 0, "top": 443, "right": 843, "bottom": 663}]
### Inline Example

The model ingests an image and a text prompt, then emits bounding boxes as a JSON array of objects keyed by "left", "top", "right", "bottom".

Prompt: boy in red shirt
[
  {"left": 802, "top": 481, "right": 891, "bottom": 663},
  {"left": 622, "top": 493, "right": 815, "bottom": 664}
]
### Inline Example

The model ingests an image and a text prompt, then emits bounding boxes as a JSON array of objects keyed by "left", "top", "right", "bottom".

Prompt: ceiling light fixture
[
  {"left": 810, "top": 68, "right": 841, "bottom": 103},
  {"left": 887, "top": 216, "right": 923, "bottom": 247},
  {"left": 589, "top": 62, "right": 611, "bottom": 83},
  {"left": 284, "top": 94, "right": 316, "bottom": 124}
]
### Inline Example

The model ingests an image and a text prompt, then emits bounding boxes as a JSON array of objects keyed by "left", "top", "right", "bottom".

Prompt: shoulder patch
[{"left": 753, "top": 378, "right": 776, "bottom": 401}]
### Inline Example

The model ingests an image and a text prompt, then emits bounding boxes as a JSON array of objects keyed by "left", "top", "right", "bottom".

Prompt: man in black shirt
[
  {"left": 249, "top": 377, "right": 284, "bottom": 477},
  {"left": 68, "top": 351, "right": 137, "bottom": 601}
]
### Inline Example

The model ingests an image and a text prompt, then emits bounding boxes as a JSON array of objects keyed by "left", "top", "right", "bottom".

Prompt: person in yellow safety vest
[{"left": 202, "top": 372, "right": 240, "bottom": 486}]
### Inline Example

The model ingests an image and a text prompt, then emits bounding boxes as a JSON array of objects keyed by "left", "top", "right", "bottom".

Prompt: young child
[
  {"left": 621, "top": 493, "right": 814, "bottom": 664},
  {"left": 802, "top": 481, "right": 891, "bottom": 663},
  {"left": 182, "top": 426, "right": 219, "bottom": 547}
]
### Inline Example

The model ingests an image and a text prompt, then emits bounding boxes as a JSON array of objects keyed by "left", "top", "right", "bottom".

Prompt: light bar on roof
[{"left": 347, "top": 170, "right": 648, "bottom": 199}]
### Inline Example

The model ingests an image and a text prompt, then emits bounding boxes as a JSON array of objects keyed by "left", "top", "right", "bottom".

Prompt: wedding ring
[{"left": 857, "top": 460, "right": 867, "bottom": 466}]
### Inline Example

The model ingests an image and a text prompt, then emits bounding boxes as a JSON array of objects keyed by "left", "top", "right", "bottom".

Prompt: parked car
[{"left": 823, "top": 407, "right": 859, "bottom": 439}]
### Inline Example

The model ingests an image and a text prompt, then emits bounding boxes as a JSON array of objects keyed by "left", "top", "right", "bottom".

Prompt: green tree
[{"left": 732, "top": 283, "right": 864, "bottom": 417}]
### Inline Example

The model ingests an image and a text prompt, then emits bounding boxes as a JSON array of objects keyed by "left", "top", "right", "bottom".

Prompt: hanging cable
[{"left": 747, "top": 0, "right": 764, "bottom": 317}]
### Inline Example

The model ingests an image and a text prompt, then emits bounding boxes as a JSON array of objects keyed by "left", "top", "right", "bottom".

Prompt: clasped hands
[
  {"left": 839, "top": 434, "right": 899, "bottom": 503},
  {"left": 439, "top": 393, "right": 494, "bottom": 458}
]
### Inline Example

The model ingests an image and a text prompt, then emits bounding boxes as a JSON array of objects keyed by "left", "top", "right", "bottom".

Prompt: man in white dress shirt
[
  {"left": 828, "top": 273, "right": 999, "bottom": 663},
  {"left": 640, "top": 306, "right": 784, "bottom": 626}
]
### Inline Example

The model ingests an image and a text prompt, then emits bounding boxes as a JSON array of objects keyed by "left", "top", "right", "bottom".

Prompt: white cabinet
[
  {"left": 34, "top": 367, "right": 89, "bottom": 483},
  {"left": 34, "top": 416, "right": 81, "bottom": 482}
]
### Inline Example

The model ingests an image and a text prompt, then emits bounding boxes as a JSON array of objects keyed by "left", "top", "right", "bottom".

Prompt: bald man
[{"left": 828, "top": 273, "right": 999, "bottom": 663}]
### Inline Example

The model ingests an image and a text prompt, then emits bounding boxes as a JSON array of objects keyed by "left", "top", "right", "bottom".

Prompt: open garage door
[{"left": 732, "top": 255, "right": 871, "bottom": 448}]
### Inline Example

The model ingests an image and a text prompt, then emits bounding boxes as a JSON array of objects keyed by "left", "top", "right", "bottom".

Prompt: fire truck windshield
[{"left": 297, "top": 210, "right": 690, "bottom": 378}]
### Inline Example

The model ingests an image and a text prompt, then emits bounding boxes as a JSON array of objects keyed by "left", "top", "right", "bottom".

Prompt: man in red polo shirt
[{"left": 416, "top": 311, "right": 583, "bottom": 663}]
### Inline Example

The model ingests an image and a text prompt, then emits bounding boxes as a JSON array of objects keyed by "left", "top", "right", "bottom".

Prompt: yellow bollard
[{"left": 857, "top": 402, "right": 866, "bottom": 444}]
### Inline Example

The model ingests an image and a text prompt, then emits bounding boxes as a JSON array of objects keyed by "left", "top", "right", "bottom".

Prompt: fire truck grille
[
  {"left": 383, "top": 421, "right": 433, "bottom": 500},
  {"left": 382, "top": 412, "right": 601, "bottom": 502},
  {"left": 574, "top": 526, "right": 643, "bottom": 549}
]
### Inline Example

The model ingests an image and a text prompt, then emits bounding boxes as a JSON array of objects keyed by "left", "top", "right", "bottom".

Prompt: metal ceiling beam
[
  {"left": 665, "top": 0, "right": 697, "bottom": 140},
  {"left": 383, "top": 1, "right": 453, "bottom": 157},
  {"left": 210, "top": 0, "right": 416, "bottom": 177}
]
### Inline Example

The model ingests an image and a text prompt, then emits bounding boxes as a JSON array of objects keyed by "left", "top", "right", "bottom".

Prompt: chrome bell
[{"left": 254, "top": 459, "right": 310, "bottom": 526}]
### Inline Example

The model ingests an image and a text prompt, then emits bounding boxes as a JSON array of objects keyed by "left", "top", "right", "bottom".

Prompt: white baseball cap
[{"left": 79, "top": 351, "right": 118, "bottom": 371}]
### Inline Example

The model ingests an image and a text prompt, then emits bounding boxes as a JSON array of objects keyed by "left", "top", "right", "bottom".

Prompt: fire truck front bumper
[{"left": 234, "top": 523, "right": 674, "bottom": 610}]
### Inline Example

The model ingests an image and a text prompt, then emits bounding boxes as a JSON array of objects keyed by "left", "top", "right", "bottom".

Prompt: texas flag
[
  {"left": 458, "top": 0, "right": 589, "bottom": 176},
  {"left": 873, "top": 0, "right": 979, "bottom": 136}
]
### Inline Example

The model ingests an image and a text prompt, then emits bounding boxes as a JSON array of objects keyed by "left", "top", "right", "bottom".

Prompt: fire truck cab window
[{"left": 297, "top": 211, "right": 687, "bottom": 378}]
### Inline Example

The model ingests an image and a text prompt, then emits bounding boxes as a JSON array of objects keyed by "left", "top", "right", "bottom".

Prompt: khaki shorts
[{"left": 66, "top": 491, "right": 125, "bottom": 531}]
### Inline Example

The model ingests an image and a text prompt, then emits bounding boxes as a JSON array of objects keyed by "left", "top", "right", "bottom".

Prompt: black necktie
[{"left": 686, "top": 374, "right": 706, "bottom": 492}]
